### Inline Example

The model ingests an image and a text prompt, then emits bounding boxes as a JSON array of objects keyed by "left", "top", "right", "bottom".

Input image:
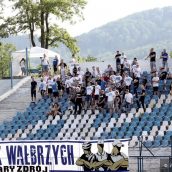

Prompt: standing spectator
[
  {"left": 85, "top": 68, "right": 92, "bottom": 86},
  {"left": 19, "top": 58, "right": 26, "bottom": 76},
  {"left": 59, "top": 59, "right": 67, "bottom": 68},
  {"left": 160, "top": 49, "right": 168, "bottom": 70},
  {"left": 47, "top": 77, "right": 53, "bottom": 97},
  {"left": 152, "top": 72, "right": 159, "bottom": 95},
  {"left": 120, "top": 52, "right": 126, "bottom": 72},
  {"left": 139, "top": 84, "right": 146, "bottom": 111},
  {"left": 123, "top": 57, "right": 130, "bottom": 75},
  {"left": 97, "top": 90, "right": 106, "bottom": 113},
  {"left": 100, "top": 77, "right": 106, "bottom": 91},
  {"left": 52, "top": 79, "right": 58, "bottom": 102},
  {"left": 133, "top": 63, "right": 141, "bottom": 78},
  {"left": 114, "top": 90, "right": 122, "bottom": 113},
  {"left": 159, "top": 67, "right": 168, "bottom": 91},
  {"left": 52, "top": 55, "right": 59, "bottom": 74},
  {"left": 94, "top": 82, "right": 101, "bottom": 106},
  {"left": 114, "top": 72, "right": 122, "bottom": 90},
  {"left": 124, "top": 89, "right": 133, "bottom": 112},
  {"left": 41, "top": 54, "right": 49, "bottom": 74},
  {"left": 96, "top": 67, "right": 102, "bottom": 77},
  {"left": 60, "top": 63, "right": 66, "bottom": 83},
  {"left": 38, "top": 78, "right": 47, "bottom": 98},
  {"left": 74, "top": 87, "right": 83, "bottom": 114},
  {"left": 146, "top": 48, "right": 156, "bottom": 72},
  {"left": 85, "top": 82, "right": 93, "bottom": 111},
  {"left": 106, "top": 87, "right": 115, "bottom": 114},
  {"left": 131, "top": 57, "right": 138, "bottom": 66},
  {"left": 133, "top": 76, "right": 139, "bottom": 95},
  {"left": 31, "top": 76, "right": 37, "bottom": 102},
  {"left": 73, "top": 64, "right": 78, "bottom": 76},
  {"left": 91, "top": 66, "right": 96, "bottom": 78},
  {"left": 115, "top": 51, "right": 121, "bottom": 72},
  {"left": 124, "top": 73, "right": 133, "bottom": 91}
]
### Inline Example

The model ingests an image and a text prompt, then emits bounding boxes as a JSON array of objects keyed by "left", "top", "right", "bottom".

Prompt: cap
[
  {"left": 97, "top": 140, "right": 104, "bottom": 145},
  {"left": 82, "top": 142, "right": 92, "bottom": 150},
  {"left": 112, "top": 140, "right": 124, "bottom": 147}
]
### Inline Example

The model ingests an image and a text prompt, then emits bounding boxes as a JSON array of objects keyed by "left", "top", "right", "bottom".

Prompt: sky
[
  {"left": 3, "top": 0, "right": 172, "bottom": 37},
  {"left": 61, "top": 0, "right": 172, "bottom": 36}
]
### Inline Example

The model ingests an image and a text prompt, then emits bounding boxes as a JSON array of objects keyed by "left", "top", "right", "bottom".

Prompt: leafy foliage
[
  {"left": 1, "top": 0, "right": 86, "bottom": 55},
  {"left": 0, "top": 43, "right": 16, "bottom": 78}
]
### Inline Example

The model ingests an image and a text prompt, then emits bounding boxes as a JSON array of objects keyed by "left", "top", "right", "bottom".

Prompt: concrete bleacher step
[{"left": 0, "top": 78, "right": 40, "bottom": 123}]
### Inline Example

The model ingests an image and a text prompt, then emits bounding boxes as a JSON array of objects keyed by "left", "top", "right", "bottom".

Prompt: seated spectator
[{"left": 47, "top": 103, "right": 62, "bottom": 116}]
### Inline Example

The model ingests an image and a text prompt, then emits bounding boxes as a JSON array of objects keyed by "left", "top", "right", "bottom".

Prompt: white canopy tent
[{"left": 12, "top": 46, "right": 61, "bottom": 60}]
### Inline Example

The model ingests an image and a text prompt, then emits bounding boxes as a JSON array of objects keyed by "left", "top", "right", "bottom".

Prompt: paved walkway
[{"left": 0, "top": 79, "right": 21, "bottom": 97}]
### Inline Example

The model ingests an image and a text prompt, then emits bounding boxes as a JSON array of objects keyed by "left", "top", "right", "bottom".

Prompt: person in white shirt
[
  {"left": 133, "top": 63, "right": 141, "bottom": 78},
  {"left": 124, "top": 73, "right": 133, "bottom": 90},
  {"left": 110, "top": 72, "right": 116, "bottom": 84},
  {"left": 120, "top": 52, "right": 126, "bottom": 69},
  {"left": 85, "top": 82, "right": 93, "bottom": 110},
  {"left": 114, "top": 73, "right": 122, "bottom": 88},
  {"left": 152, "top": 72, "right": 159, "bottom": 95},
  {"left": 65, "top": 77, "right": 72, "bottom": 94},
  {"left": 41, "top": 54, "right": 49, "bottom": 73},
  {"left": 94, "top": 82, "right": 101, "bottom": 105},
  {"left": 106, "top": 87, "right": 115, "bottom": 114},
  {"left": 92, "top": 66, "right": 96, "bottom": 78},
  {"left": 124, "top": 89, "right": 133, "bottom": 111},
  {"left": 77, "top": 67, "right": 85, "bottom": 76},
  {"left": 39, "top": 78, "right": 47, "bottom": 98},
  {"left": 96, "top": 67, "right": 102, "bottom": 77}
]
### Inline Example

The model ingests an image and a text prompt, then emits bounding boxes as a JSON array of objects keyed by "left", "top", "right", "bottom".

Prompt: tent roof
[{"left": 12, "top": 46, "right": 60, "bottom": 60}]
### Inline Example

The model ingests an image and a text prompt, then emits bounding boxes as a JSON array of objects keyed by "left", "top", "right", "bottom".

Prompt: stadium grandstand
[{"left": 0, "top": 49, "right": 172, "bottom": 172}]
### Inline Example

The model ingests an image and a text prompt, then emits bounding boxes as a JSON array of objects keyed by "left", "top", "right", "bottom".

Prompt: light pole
[{"left": 10, "top": 54, "right": 13, "bottom": 89}]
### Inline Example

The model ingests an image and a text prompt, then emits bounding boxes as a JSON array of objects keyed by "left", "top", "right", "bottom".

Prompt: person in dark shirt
[
  {"left": 160, "top": 49, "right": 168, "bottom": 70},
  {"left": 115, "top": 51, "right": 121, "bottom": 72},
  {"left": 160, "top": 67, "right": 168, "bottom": 90},
  {"left": 59, "top": 59, "right": 67, "bottom": 68},
  {"left": 73, "top": 64, "right": 78, "bottom": 76},
  {"left": 31, "top": 76, "right": 37, "bottom": 102},
  {"left": 52, "top": 56, "right": 59, "bottom": 73},
  {"left": 139, "top": 84, "right": 146, "bottom": 111},
  {"left": 74, "top": 87, "right": 83, "bottom": 114},
  {"left": 142, "top": 76, "right": 148, "bottom": 88},
  {"left": 133, "top": 77, "right": 139, "bottom": 95},
  {"left": 146, "top": 48, "right": 156, "bottom": 72},
  {"left": 114, "top": 90, "right": 122, "bottom": 113},
  {"left": 97, "top": 90, "right": 106, "bottom": 113},
  {"left": 85, "top": 68, "right": 92, "bottom": 86}
]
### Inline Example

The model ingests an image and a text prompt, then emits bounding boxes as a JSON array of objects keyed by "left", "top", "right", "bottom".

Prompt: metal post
[
  {"left": 10, "top": 58, "right": 13, "bottom": 89},
  {"left": 26, "top": 47, "right": 29, "bottom": 76},
  {"left": 170, "top": 136, "right": 172, "bottom": 171}
]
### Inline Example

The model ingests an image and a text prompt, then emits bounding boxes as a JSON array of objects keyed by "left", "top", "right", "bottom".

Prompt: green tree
[
  {"left": 0, "top": 43, "right": 16, "bottom": 78},
  {"left": 3, "top": 0, "right": 86, "bottom": 56}
]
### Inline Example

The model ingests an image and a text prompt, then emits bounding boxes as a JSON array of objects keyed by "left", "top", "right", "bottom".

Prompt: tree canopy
[
  {"left": 2, "top": 0, "right": 87, "bottom": 55},
  {"left": 0, "top": 43, "right": 16, "bottom": 79}
]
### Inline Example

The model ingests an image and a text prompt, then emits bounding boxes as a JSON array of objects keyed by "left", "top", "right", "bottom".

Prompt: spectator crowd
[{"left": 30, "top": 48, "right": 172, "bottom": 116}]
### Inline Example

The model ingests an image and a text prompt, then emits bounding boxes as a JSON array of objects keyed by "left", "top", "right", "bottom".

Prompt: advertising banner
[{"left": 0, "top": 139, "right": 129, "bottom": 172}]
